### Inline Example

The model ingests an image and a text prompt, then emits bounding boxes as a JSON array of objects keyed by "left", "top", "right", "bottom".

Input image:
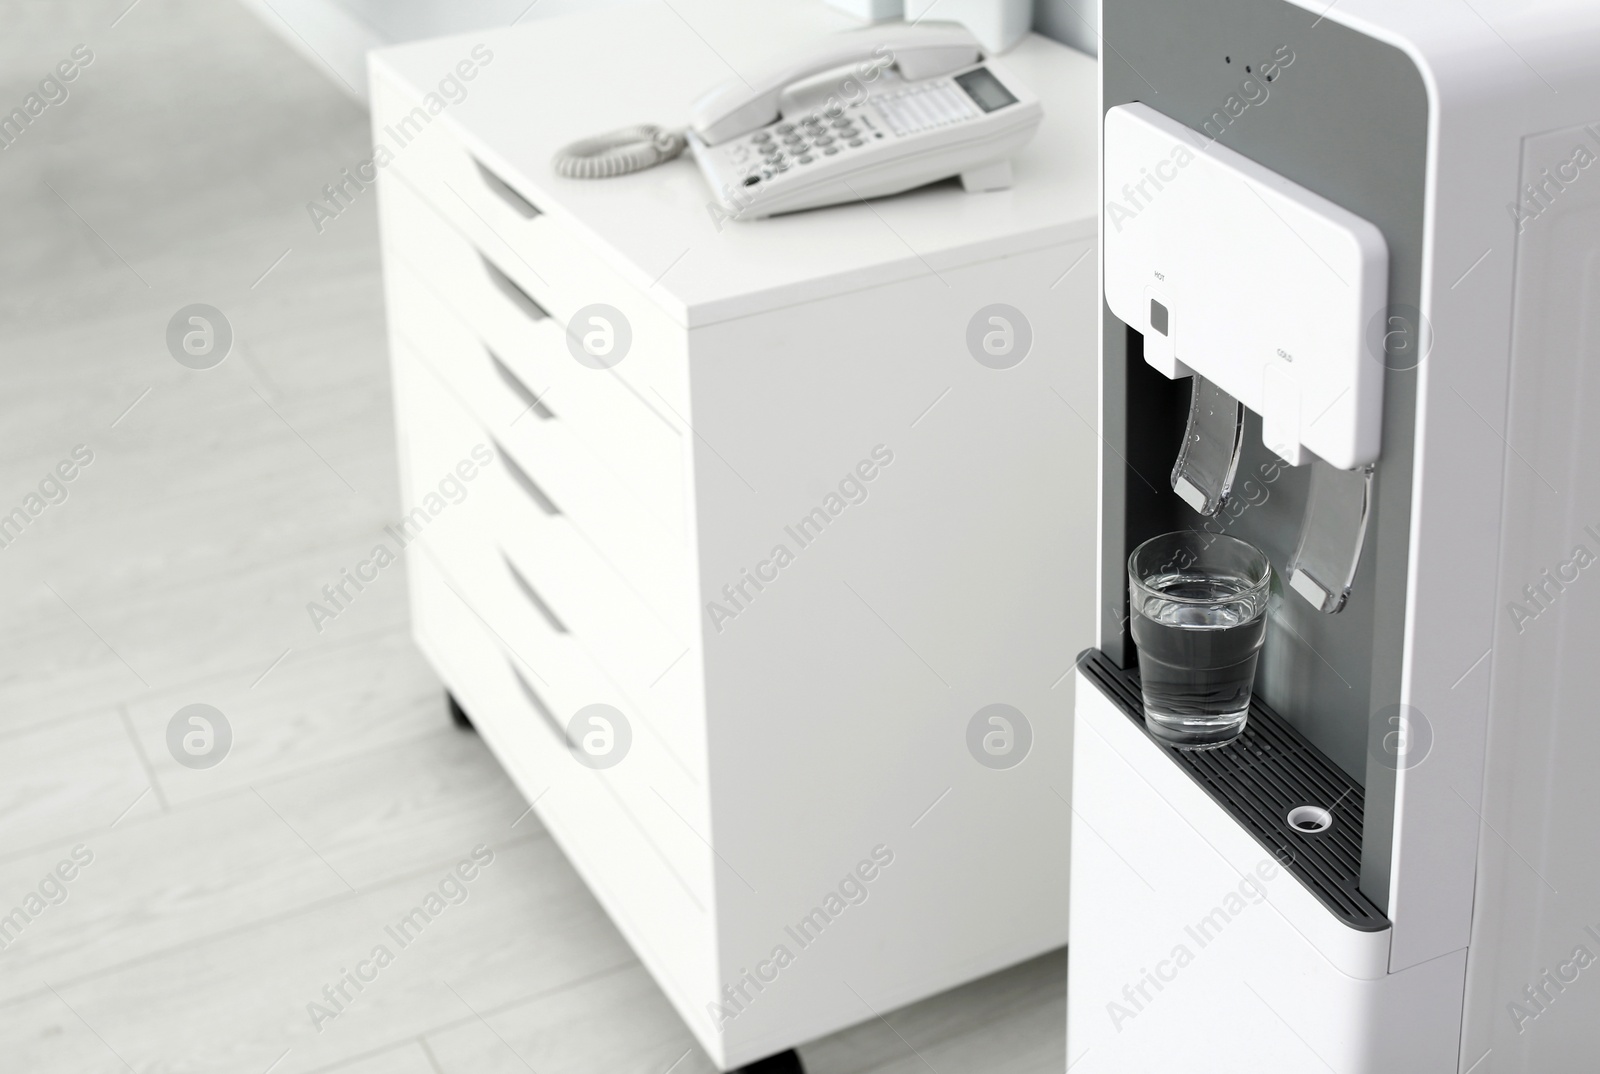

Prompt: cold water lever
[
  {"left": 1170, "top": 375, "right": 1245, "bottom": 517},
  {"left": 1286, "top": 461, "right": 1375, "bottom": 613}
]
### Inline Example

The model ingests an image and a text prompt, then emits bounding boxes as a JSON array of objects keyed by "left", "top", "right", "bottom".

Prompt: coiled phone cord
[{"left": 551, "top": 125, "right": 688, "bottom": 179}]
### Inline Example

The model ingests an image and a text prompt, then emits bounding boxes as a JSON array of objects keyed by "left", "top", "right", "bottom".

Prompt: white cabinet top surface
[{"left": 371, "top": 0, "right": 1098, "bottom": 325}]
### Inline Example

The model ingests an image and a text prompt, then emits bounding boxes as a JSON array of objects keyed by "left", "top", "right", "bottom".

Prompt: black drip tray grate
[{"left": 1078, "top": 649, "right": 1389, "bottom": 932}]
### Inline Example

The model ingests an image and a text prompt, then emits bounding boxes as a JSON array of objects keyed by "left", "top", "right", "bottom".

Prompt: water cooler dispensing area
[
  {"left": 1066, "top": 1, "right": 1469, "bottom": 1068},
  {"left": 1084, "top": 90, "right": 1396, "bottom": 919}
]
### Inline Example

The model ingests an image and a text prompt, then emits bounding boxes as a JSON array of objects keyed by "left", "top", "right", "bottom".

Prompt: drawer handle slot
[
  {"left": 489, "top": 350, "right": 556, "bottom": 420},
  {"left": 479, "top": 255, "right": 548, "bottom": 322},
  {"left": 508, "top": 659, "right": 572, "bottom": 747},
  {"left": 474, "top": 159, "right": 540, "bottom": 219},
  {"left": 497, "top": 443, "right": 561, "bottom": 516},
  {"left": 503, "top": 552, "right": 569, "bottom": 634}
]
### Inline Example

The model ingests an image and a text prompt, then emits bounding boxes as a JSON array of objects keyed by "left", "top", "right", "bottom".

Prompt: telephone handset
[
  {"left": 689, "top": 25, "right": 982, "bottom": 145},
  {"left": 551, "top": 23, "right": 1043, "bottom": 222}
]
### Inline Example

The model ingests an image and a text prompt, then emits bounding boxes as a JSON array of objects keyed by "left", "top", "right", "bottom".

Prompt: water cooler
[{"left": 1067, "top": 0, "right": 1600, "bottom": 1069}]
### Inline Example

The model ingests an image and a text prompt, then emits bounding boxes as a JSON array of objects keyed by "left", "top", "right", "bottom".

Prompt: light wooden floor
[{"left": 0, "top": 2, "right": 1067, "bottom": 1071}]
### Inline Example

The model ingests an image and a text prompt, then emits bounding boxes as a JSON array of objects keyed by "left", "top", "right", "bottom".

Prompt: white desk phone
[{"left": 551, "top": 23, "right": 1042, "bottom": 220}]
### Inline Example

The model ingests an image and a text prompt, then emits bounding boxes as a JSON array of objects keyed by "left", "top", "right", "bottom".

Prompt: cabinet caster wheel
[
  {"left": 448, "top": 692, "right": 475, "bottom": 731},
  {"left": 731, "top": 1050, "right": 803, "bottom": 1074}
]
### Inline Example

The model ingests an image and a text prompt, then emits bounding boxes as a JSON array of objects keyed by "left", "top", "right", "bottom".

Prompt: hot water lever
[{"left": 1170, "top": 375, "right": 1244, "bottom": 517}]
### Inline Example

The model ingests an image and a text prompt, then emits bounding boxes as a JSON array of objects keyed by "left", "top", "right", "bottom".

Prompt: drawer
[
  {"left": 408, "top": 547, "right": 717, "bottom": 932},
  {"left": 488, "top": 459, "right": 702, "bottom": 755},
  {"left": 385, "top": 254, "right": 689, "bottom": 551},
  {"left": 392, "top": 338, "right": 562, "bottom": 665},
  {"left": 394, "top": 342, "right": 705, "bottom": 783},
  {"left": 380, "top": 177, "right": 694, "bottom": 602},
  {"left": 370, "top": 70, "right": 689, "bottom": 415}
]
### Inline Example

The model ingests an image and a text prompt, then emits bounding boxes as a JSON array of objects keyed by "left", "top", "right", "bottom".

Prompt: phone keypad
[
  {"left": 738, "top": 105, "right": 877, "bottom": 184},
  {"left": 749, "top": 121, "right": 857, "bottom": 150}
]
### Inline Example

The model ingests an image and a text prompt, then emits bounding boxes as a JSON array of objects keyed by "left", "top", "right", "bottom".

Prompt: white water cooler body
[{"left": 1069, "top": 1, "right": 1600, "bottom": 1070}]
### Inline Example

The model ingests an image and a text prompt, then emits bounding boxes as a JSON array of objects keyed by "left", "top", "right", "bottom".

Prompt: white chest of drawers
[{"left": 371, "top": 3, "right": 1099, "bottom": 1068}]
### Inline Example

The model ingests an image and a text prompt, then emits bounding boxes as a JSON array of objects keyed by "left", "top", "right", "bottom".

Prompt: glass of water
[{"left": 1129, "top": 531, "right": 1273, "bottom": 750}]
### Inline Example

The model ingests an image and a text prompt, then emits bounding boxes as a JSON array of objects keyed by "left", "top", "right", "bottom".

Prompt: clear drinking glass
[{"left": 1128, "top": 531, "right": 1273, "bottom": 750}]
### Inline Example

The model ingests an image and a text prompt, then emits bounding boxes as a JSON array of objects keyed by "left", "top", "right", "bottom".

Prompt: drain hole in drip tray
[{"left": 1286, "top": 805, "right": 1333, "bottom": 834}]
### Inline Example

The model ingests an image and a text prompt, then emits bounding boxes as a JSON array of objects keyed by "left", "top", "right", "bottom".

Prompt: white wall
[
  {"left": 242, "top": 0, "right": 1097, "bottom": 103},
  {"left": 237, "top": 0, "right": 637, "bottom": 101}
]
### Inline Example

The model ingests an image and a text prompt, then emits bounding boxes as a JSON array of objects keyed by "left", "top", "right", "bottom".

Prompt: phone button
[
  {"left": 776, "top": 123, "right": 795, "bottom": 134},
  {"left": 798, "top": 155, "right": 814, "bottom": 165},
  {"left": 848, "top": 139, "right": 864, "bottom": 147},
  {"left": 823, "top": 147, "right": 839, "bottom": 156}
]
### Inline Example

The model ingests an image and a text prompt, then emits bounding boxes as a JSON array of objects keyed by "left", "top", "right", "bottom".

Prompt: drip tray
[{"left": 1078, "top": 648, "right": 1389, "bottom": 932}]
